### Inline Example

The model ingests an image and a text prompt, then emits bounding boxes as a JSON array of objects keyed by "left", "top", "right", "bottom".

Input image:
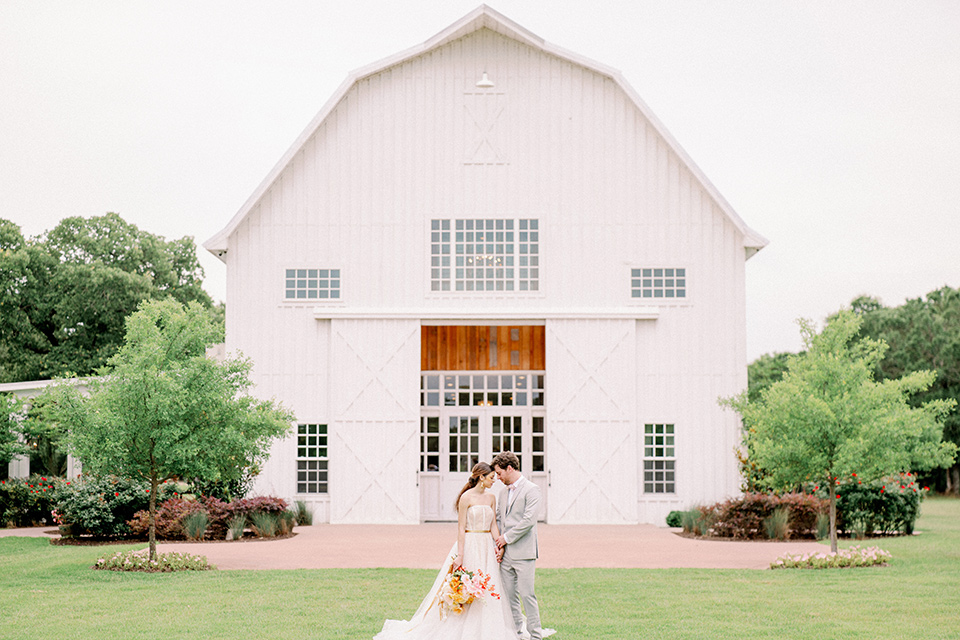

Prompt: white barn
[{"left": 204, "top": 5, "right": 767, "bottom": 525}]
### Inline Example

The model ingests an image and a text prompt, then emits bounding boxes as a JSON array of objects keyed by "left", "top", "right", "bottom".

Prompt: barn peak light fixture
[{"left": 476, "top": 72, "right": 494, "bottom": 88}]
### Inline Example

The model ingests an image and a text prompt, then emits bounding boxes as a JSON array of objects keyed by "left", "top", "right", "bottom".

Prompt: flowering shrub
[
  {"left": 0, "top": 475, "right": 67, "bottom": 527},
  {"left": 834, "top": 472, "right": 925, "bottom": 536},
  {"left": 702, "top": 493, "right": 828, "bottom": 539},
  {"left": 52, "top": 475, "right": 149, "bottom": 537},
  {"left": 771, "top": 545, "right": 892, "bottom": 570},
  {"left": 93, "top": 548, "right": 214, "bottom": 572}
]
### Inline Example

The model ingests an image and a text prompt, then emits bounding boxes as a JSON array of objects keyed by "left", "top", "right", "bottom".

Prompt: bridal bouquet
[{"left": 438, "top": 564, "right": 500, "bottom": 619}]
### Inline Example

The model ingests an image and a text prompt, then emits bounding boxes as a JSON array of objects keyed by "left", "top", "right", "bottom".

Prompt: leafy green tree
[
  {"left": 0, "top": 213, "right": 218, "bottom": 383},
  {"left": 722, "top": 311, "right": 957, "bottom": 552},
  {"left": 747, "top": 352, "right": 794, "bottom": 403},
  {"left": 48, "top": 299, "right": 291, "bottom": 560},
  {"left": 0, "top": 393, "right": 29, "bottom": 469},
  {"left": 852, "top": 288, "right": 960, "bottom": 493}
]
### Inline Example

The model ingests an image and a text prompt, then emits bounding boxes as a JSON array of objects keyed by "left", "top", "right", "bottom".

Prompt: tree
[
  {"left": 722, "top": 311, "right": 957, "bottom": 552},
  {"left": 747, "top": 352, "right": 794, "bottom": 403},
  {"left": 48, "top": 299, "right": 292, "bottom": 560},
  {"left": 0, "top": 393, "right": 29, "bottom": 469},
  {"left": 852, "top": 287, "right": 960, "bottom": 493},
  {"left": 0, "top": 213, "right": 218, "bottom": 383}
]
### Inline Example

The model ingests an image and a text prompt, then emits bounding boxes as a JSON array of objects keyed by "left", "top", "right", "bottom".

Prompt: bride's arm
[
  {"left": 489, "top": 497, "right": 502, "bottom": 541},
  {"left": 455, "top": 498, "right": 468, "bottom": 567}
]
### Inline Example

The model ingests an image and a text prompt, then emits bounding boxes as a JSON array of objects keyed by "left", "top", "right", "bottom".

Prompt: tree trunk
[
  {"left": 948, "top": 464, "right": 960, "bottom": 496},
  {"left": 149, "top": 474, "right": 158, "bottom": 562},
  {"left": 829, "top": 477, "right": 838, "bottom": 554}
]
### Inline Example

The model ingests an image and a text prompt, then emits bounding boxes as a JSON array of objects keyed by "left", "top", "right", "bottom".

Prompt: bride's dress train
[{"left": 374, "top": 505, "right": 552, "bottom": 639}]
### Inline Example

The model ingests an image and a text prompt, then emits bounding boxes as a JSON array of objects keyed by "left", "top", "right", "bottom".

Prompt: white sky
[{"left": 2, "top": 0, "right": 957, "bottom": 361}]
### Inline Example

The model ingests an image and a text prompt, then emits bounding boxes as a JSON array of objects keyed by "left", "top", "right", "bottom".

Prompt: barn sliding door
[
  {"left": 330, "top": 319, "right": 421, "bottom": 524},
  {"left": 546, "top": 319, "right": 637, "bottom": 523}
]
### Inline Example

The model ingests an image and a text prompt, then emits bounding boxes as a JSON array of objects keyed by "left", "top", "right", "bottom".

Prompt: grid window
[
  {"left": 420, "top": 416, "right": 440, "bottom": 472},
  {"left": 431, "top": 219, "right": 538, "bottom": 293},
  {"left": 285, "top": 269, "right": 341, "bottom": 300},
  {"left": 449, "top": 415, "right": 480, "bottom": 472},
  {"left": 492, "top": 415, "right": 523, "bottom": 470},
  {"left": 420, "top": 372, "right": 545, "bottom": 408},
  {"left": 531, "top": 416, "right": 545, "bottom": 472},
  {"left": 297, "top": 424, "right": 328, "bottom": 494},
  {"left": 631, "top": 268, "right": 685, "bottom": 299},
  {"left": 643, "top": 423, "right": 675, "bottom": 494}
]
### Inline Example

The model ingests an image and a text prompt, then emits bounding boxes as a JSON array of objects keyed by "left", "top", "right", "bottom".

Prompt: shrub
[
  {"left": 0, "top": 475, "right": 66, "bottom": 527},
  {"left": 53, "top": 475, "right": 148, "bottom": 537},
  {"left": 128, "top": 494, "right": 287, "bottom": 540},
  {"left": 835, "top": 473, "right": 925, "bottom": 536},
  {"left": 127, "top": 497, "right": 206, "bottom": 539},
  {"left": 665, "top": 510, "right": 683, "bottom": 528},
  {"left": 182, "top": 511, "right": 209, "bottom": 541},
  {"left": 229, "top": 496, "right": 288, "bottom": 517},
  {"left": 94, "top": 549, "right": 214, "bottom": 572},
  {"left": 294, "top": 500, "right": 313, "bottom": 526},
  {"left": 705, "top": 493, "right": 827, "bottom": 540}
]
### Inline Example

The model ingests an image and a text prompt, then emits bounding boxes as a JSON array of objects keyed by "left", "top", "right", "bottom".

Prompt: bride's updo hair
[{"left": 454, "top": 462, "right": 494, "bottom": 509}]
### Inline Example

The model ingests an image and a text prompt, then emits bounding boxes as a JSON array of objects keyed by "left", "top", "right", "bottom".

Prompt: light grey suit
[{"left": 497, "top": 476, "right": 542, "bottom": 640}]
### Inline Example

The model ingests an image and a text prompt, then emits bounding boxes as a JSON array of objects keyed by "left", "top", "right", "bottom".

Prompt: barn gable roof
[{"left": 205, "top": 4, "right": 767, "bottom": 257}]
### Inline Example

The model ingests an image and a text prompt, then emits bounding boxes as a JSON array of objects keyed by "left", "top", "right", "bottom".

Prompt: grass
[{"left": 1, "top": 499, "right": 959, "bottom": 639}]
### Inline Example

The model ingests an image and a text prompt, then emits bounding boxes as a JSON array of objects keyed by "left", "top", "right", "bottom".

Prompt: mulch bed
[{"left": 49, "top": 531, "right": 297, "bottom": 546}]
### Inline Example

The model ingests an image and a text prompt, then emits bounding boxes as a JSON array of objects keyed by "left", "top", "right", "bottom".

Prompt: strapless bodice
[{"left": 465, "top": 504, "right": 495, "bottom": 532}]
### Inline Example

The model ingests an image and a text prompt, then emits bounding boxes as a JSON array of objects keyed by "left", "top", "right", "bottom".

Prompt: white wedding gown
[{"left": 375, "top": 504, "right": 541, "bottom": 640}]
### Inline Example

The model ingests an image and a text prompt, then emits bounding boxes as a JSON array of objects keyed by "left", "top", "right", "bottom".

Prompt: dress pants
[{"left": 499, "top": 556, "right": 541, "bottom": 640}]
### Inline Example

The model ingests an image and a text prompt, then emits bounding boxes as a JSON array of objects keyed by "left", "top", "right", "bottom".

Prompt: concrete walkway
[{"left": 3, "top": 523, "right": 825, "bottom": 570}]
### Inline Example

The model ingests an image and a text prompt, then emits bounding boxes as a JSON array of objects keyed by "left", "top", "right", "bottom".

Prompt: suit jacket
[{"left": 497, "top": 477, "right": 541, "bottom": 561}]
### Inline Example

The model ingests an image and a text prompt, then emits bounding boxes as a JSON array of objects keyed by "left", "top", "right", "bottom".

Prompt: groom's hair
[{"left": 492, "top": 451, "right": 520, "bottom": 472}]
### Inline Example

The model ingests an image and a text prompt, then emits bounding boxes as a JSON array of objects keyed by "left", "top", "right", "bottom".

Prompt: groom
[{"left": 492, "top": 451, "right": 543, "bottom": 640}]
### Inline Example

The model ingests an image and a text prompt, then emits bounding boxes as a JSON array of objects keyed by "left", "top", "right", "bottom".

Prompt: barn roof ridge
[{"left": 205, "top": 4, "right": 767, "bottom": 256}]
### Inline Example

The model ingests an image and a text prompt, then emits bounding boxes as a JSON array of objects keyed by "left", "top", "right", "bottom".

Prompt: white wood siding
[{"left": 222, "top": 23, "right": 754, "bottom": 524}]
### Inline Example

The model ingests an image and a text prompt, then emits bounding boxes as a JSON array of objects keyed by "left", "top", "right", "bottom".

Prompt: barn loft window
[
  {"left": 285, "top": 269, "right": 340, "bottom": 300},
  {"left": 631, "top": 268, "right": 685, "bottom": 299},
  {"left": 296, "top": 423, "right": 328, "bottom": 494},
  {"left": 430, "top": 219, "right": 539, "bottom": 293},
  {"left": 643, "top": 423, "right": 676, "bottom": 494}
]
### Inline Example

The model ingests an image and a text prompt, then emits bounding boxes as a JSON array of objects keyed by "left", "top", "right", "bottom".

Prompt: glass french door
[{"left": 418, "top": 372, "right": 546, "bottom": 521}]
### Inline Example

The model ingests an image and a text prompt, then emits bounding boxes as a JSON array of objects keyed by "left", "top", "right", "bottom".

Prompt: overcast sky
[{"left": 2, "top": 0, "right": 957, "bottom": 360}]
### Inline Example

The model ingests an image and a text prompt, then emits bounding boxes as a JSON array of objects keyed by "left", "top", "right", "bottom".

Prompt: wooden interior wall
[{"left": 421, "top": 326, "right": 545, "bottom": 371}]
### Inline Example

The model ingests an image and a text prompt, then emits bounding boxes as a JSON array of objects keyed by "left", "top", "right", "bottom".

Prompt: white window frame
[
  {"left": 296, "top": 423, "right": 329, "bottom": 495},
  {"left": 631, "top": 267, "right": 687, "bottom": 301},
  {"left": 283, "top": 268, "right": 342, "bottom": 303},
  {"left": 643, "top": 423, "right": 676, "bottom": 494}
]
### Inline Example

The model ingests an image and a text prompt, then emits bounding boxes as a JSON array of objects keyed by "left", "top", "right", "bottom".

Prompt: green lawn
[{"left": 2, "top": 499, "right": 959, "bottom": 640}]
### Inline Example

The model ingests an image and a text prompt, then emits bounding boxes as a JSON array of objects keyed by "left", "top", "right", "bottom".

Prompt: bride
[{"left": 373, "top": 462, "right": 520, "bottom": 639}]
